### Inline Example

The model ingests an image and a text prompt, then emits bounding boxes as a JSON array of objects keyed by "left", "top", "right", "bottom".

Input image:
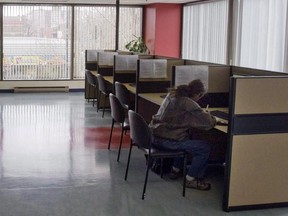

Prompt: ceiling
[{"left": 0, "top": 0, "right": 201, "bottom": 5}]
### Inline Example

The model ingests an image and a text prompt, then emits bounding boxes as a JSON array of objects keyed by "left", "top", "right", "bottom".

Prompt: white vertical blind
[
  {"left": 119, "top": 7, "right": 142, "bottom": 51},
  {"left": 232, "top": 0, "right": 288, "bottom": 72},
  {"left": 73, "top": 6, "right": 116, "bottom": 79},
  {"left": 182, "top": 0, "right": 229, "bottom": 64},
  {"left": 73, "top": 6, "right": 142, "bottom": 79}
]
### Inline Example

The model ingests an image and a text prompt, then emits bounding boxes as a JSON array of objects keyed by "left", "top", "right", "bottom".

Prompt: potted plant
[{"left": 125, "top": 35, "right": 149, "bottom": 54}]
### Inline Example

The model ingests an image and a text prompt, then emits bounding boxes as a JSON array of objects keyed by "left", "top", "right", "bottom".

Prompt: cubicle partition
[
  {"left": 97, "top": 51, "right": 119, "bottom": 76},
  {"left": 174, "top": 64, "right": 231, "bottom": 107},
  {"left": 85, "top": 50, "right": 102, "bottom": 99},
  {"left": 224, "top": 76, "right": 288, "bottom": 211},
  {"left": 113, "top": 54, "right": 138, "bottom": 84},
  {"left": 85, "top": 50, "right": 102, "bottom": 70},
  {"left": 231, "top": 66, "right": 288, "bottom": 76},
  {"left": 85, "top": 49, "right": 116, "bottom": 71},
  {"left": 184, "top": 59, "right": 221, "bottom": 66},
  {"left": 136, "top": 58, "right": 184, "bottom": 94},
  {"left": 85, "top": 49, "right": 115, "bottom": 99},
  {"left": 113, "top": 54, "right": 153, "bottom": 84},
  {"left": 136, "top": 58, "right": 184, "bottom": 120}
]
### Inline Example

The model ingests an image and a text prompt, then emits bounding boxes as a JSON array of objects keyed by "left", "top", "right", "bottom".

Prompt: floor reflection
[{"left": 0, "top": 93, "right": 112, "bottom": 189}]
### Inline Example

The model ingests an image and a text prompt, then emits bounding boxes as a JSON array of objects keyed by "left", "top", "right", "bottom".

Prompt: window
[
  {"left": 73, "top": 6, "right": 142, "bottom": 79},
  {"left": 119, "top": 7, "right": 143, "bottom": 51},
  {"left": 2, "top": 4, "right": 142, "bottom": 80},
  {"left": 182, "top": 0, "right": 229, "bottom": 64},
  {"left": 73, "top": 6, "right": 116, "bottom": 79},
  {"left": 232, "top": 0, "right": 288, "bottom": 72},
  {"left": 3, "top": 5, "right": 72, "bottom": 80}
]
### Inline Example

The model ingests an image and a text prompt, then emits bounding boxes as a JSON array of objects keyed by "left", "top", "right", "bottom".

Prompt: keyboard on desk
[{"left": 210, "top": 110, "right": 229, "bottom": 121}]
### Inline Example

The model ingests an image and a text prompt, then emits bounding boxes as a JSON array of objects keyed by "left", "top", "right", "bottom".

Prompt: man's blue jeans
[{"left": 152, "top": 136, "right": 211, "bottom": 178}]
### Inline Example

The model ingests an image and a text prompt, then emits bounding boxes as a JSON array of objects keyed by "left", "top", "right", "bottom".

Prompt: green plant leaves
[{"left": 125, "top": 36, "right": 148, "bottom": 53}]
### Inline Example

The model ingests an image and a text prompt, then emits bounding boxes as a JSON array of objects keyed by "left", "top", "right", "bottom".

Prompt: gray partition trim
[{"left": 233, "top": 114, "right": 288, "bottom": 135}]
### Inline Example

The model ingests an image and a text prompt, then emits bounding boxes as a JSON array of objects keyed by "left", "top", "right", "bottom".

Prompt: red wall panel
[{"left": 144, "top": 4, "right": 182, "bottom": 58}]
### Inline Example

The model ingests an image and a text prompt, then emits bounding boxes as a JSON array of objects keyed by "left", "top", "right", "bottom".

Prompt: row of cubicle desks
[{"left": 85, "top": 50, "right": 288, "bottom": 211}]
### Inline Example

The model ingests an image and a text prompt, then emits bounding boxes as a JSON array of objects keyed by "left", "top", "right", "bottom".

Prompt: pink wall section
[
  {"left": 144, "top": 4, "right": 182, "bottom": 58},
  {"left": 144, "top": 7, "right": 156, "bottom": 55}
]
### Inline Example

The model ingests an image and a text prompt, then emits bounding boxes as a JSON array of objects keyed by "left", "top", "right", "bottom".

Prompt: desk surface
[
  {"left": 124, "top": 83, "right": 136, "bottom": 94},
  {"left": 90, "top": 71, "right": 114, "bottom": 83},
  {"left": 103, "top": 76, "right": 113, "bottom": 84},
  {"left": 138, "top": 93, "right": 229, "bottom": 133},
  {"left": 90, "top": 71, "right": 98, "bottom": 76}
]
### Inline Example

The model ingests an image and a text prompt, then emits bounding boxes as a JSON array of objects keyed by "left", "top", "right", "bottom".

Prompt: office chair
[
  {"left": 125, "top": 110, "right": 188, "bottom": 200},
  {"left": 96, "top": 74, "right": 112, "bottom": 118},
  {"left": 85, "top": 70, "right": 98, "bottom": 107},
  {"left": 108, "top": 93, "right": 130, "bottom": 162},
  {"left": 114, "top": 81, "right": 134, "bottom": 111}
]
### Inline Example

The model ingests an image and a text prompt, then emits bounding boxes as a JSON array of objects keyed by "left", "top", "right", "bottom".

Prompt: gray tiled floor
[{"left": 0, "top": 92, "right": 287, "bottom": 216}]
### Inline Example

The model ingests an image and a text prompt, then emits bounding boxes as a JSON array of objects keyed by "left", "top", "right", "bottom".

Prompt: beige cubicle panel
[
  {"left": 207, "top": 66, "right": 230, "bottom": 93},
  {"left": 234, "top": 78, "right": 288, "bottom": 114},
  {"left": 184, "top": 61, "right": 231, "bottom": 93},
  {"left": 229, "top": 134, "right": 288, "bottom": 207},
  {"left": 224, "top": 76, "right": 288, "bottom": 211}
]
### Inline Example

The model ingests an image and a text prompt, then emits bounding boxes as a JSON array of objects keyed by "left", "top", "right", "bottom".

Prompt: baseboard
[{"left": 14, "top": 86, "right": 69, "bottom": 93}]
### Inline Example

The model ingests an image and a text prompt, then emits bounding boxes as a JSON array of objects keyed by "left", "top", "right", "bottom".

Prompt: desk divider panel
[
  {"left": 85, "top": 49, "right": 104, "bottom": 99},
  {"left": 113, "top": 55, "right": 138, "bottom": 84},
  {"left": 113, "top": 54, "right": 154, "bottom": 84},
  {"left": 172, "top": 65, "right": 231, "bottom": 107},
  {"left": 85, "top": 49, "right": 105, "bottom": 71},
  {"left": 97, "top": 51, "right": 118, "bottom": 76},
  {"left": 224, "top": 76, "right": 288, "bottom": 211},
  {"left": 135, "top": 58, "right": 184, "bottom": 112}
]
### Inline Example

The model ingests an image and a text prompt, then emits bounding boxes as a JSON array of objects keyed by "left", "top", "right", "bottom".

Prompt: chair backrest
[
  {"left": 128, "top": 110, "right": 152, "bottom": 150},
  {"left": 109, "top": 93, "right": 126, "bottom": 123},
  {"left": 115, "top": 81, "right": 130, "bottom": 109},
  {"left": 86, "top": 70, "right": 97, "bottom": 87},
  {"left": 96, "top": 74, "right": 107, "bottom": 93}
]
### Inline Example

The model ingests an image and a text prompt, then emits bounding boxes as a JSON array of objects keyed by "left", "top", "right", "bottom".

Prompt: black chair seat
[
  {"left": 85, "top": 70, "right": 98, "bottom": 107},
  {"left": 108, "top": 93, "right": 130, "bottom": 162},
  {"left": 96, "top": 74, "right": 112, "bottom": 118},
  {"left": 125, "top": 110, "right": 188, "bottom": 200},
  {"left": 115, "top": 81, "right": 134, "bottom": 111}
]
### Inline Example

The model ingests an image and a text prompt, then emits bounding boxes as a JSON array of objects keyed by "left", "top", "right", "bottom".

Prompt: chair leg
[
  {"left": 142, "top": 155, "right": 151, "bottom": 200},
  {"left": 160, "top": 158, "right": 164, "bottom": 178},
  {"left": 97, "top": 92, "right": 101, "bottom": 113},
  {"left": 116, "top": 125, "right": 125, "bottom": 162},
  {"left": 87, "top": 85, "right": 90, "bottom": 103},
  {"left": 124, "top": 140, "right": 133, "bottom": 180},
  {"left": 92, "top": 87, "right": 96, "bottom": 107},
  {"left": 182, "top": 154, "right": 187, "bottom": 197},
  {"left": 102, "top": 95, "right": 106, "bottom": 118},
  {"left": 108, "top": 120, "right": 114, "bottom": 150}
]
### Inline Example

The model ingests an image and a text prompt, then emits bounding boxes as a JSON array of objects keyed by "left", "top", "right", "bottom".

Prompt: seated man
[{"left": 149, "top": 79, "right": 219, "bottom": 191}]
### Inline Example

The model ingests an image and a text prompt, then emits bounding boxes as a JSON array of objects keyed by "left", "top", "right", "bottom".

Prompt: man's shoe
[
  {"left": 185, "top": 179, "right": 211, "bottom": 191},
  {"left": 169, "top": 169, "right": 183, "bottom": 180}
]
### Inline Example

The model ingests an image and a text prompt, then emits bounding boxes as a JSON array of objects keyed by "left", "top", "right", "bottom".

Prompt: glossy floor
[{"left": 0, "top": 92, "right": 287, "bottom": 216}]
